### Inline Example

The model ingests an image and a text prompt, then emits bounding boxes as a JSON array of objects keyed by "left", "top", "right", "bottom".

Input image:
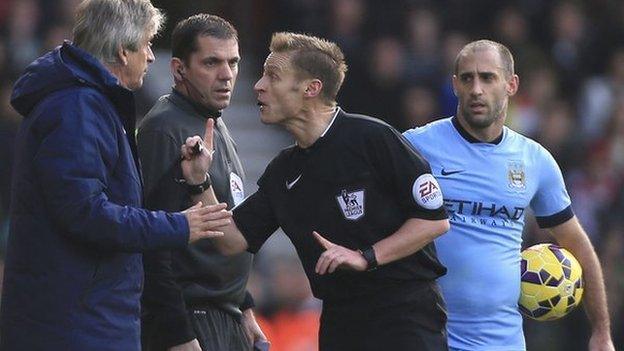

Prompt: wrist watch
[
  {"left": 178, "top": 173, "right": 212, "bottom": 195},
  {"left": 358, "top": 246, "right": 378, "bottom": 271}
]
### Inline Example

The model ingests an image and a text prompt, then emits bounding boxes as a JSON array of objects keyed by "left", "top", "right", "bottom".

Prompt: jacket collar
[{"left": 169, "top": 88, "right": 222, "bottom": 119}]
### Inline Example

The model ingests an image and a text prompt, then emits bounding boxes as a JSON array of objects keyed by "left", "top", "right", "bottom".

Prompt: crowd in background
[{"left": 0, "top": 0, "right": 622, "bottom": 350}]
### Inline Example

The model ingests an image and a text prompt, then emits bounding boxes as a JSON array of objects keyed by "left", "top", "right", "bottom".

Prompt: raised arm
[{"left": 180, "top": 118, "right": 249, "bottom": 255}]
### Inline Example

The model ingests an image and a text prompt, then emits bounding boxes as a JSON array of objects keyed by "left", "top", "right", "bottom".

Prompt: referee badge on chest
[{"left": 336, "top": 189, "right": 365, "bottom": 220}]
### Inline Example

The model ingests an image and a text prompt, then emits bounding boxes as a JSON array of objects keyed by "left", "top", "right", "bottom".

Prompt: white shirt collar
[{"left": 320, "top": 107, "right": 340, "bottom": 137}]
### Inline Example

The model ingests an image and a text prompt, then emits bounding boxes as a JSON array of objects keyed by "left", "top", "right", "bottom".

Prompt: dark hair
[{"left": 171, "top": 14, "right": 238, "bottom": 62}]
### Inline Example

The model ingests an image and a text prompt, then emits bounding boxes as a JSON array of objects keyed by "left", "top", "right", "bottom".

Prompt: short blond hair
[
  {"left": 270, "top": 32, "right": 348, "bottom": 103},
  {"left": 454, "top": 39, "right": 515, "bottom": 78}
]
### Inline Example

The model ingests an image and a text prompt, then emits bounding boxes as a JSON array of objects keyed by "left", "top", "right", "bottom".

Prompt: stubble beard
[{"left": 461, "top": 98, "right": 507, "bottom": 130}]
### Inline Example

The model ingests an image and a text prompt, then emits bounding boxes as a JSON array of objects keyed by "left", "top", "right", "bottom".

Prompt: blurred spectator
[
  {"left": 404, "top": 7, "right": 443, "bottom": 85},
  {"left": 579, "top": 48, "right": 624, "bottom": 141},
  {"left": 604, "top": 99, "right": 624, "bottom": 174},
  {"left": 5, "top": 0, "right": 41, "bottom": 72},
  {"left": 550, "top": 1, "right": 592, "bottom": 93},
  {"left": 493, "top": 6, "right": 544, "bottom": 76},
  {"left": 535, "top": 99, "right": 580, "bottom": 170},
  {"left": 328, "top": 0, "right": 366, "bottom": 55},
  {"left": 509, "top": 65, "right": 559, "bottom": 137},
  {"left": 361, "top": 36, "right": 406, "bottom": 129},
  {"left": 328, "top": 0, "right": 368, "bottom": 113},
  {"left": 567, "top": 141, "right": 619, "bottom": 243},
  {"left": 401, "top": 85, "right": 438, "bottom": 129},
  {"left": 439, "top": 31, "right": 468, "bottom": 117}
]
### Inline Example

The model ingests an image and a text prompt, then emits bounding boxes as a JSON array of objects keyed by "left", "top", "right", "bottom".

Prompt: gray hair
[{"left": 73, "top": 0, "right": 165, "bottom": 64}]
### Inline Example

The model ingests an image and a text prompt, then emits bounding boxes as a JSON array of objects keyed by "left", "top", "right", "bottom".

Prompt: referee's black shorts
[{"left": 319, "top": 280, "right": 448, "bottom": 351}]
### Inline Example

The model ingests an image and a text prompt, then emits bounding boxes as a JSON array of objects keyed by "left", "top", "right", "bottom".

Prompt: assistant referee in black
[{"left": 182, "top": 32, "right": 450, "bottom": 351}]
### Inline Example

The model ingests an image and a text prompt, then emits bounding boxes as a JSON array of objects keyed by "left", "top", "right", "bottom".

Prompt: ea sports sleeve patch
[{"left": 412, "top": 173, "right": 444, "bottom": 210}]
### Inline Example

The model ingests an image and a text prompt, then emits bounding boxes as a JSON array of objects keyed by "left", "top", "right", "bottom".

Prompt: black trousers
[
  {"left": 143, "top": 307, "right": 251, "bottom": 351},
  {"left": 319, "top": 281, "right": 448, "bottom": 351},
  {"left": 190, "top": 308, "right": 251, "bottom": 351}
]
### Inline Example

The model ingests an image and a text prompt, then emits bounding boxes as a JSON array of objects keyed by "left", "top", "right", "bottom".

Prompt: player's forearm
[
  {"left": 191, "top": 187, "right": 249, "bottom": 255},
  {"left": 552, "top": 218, "right": 612, "bottom": 336},
  {"left": 566, "top": 241, "right": 610, "bottom": 335},
  {"left": 373, "top": 218, "right": 449, "bottom": 266}
]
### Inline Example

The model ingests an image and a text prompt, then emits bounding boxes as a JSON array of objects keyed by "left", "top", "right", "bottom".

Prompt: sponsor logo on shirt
[
  {"left": 440, "top": 168, "right": 464, "bottom": 176},
  {"left": 230, "top": 172, "right": 245, "bottom": 206},
  {"left": 336, "top": 189, "right": 365, "bottom": 220},
  {"left": 445, "top": 199, "right": 525, "bottom": 220},
  {"left": 412, "top": 174, "right": 443, "bottom": 210}
]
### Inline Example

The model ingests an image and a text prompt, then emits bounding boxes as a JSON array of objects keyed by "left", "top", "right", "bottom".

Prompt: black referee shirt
[{"left": 233, "top": 108, "right": 447, "bottom": 302}]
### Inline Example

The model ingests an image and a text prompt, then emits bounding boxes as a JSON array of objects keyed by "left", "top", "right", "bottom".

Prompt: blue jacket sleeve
[{"left": 32, "top": 90, "right": 189, "bottom": 252}]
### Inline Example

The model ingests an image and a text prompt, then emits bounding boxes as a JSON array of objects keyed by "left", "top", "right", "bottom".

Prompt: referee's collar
[
  {"left": 296, "top": 107, "right": 340, "bottom": 150},
  {"left": 320, "top": 107, "right": 340, "bottom": 137},
  {"left": 169, "top": 88, "right": 222, "bottom": 120},
  {"left": 451, "top": 116, "right": 503, "bottom": 145}
]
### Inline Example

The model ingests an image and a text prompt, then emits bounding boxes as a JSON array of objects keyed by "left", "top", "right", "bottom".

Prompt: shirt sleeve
[
  {"left": 232, "top": 172, "right": 279, "bottom": 253},
  {"left": 33, "top": 91, "right": 189, "bottom": 252},
  {"left": 137, "top": 128, "right": 196, "bottom": 347},
  {"left": 530, "top": 147, "right": 574, "bottom": 228},
  {"left": 137, "top": 129, "right": 183, "bottom": 209},
  {"left": 367, "top": 125, "right": 447, "bottom": 220}
]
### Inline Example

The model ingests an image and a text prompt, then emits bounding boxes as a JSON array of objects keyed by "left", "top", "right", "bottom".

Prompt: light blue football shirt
[{"left": 403, "top": 117, "right": 573, "bottom": 351}]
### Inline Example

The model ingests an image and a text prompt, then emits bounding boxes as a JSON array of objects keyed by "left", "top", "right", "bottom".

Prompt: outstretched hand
[
  {"left": 313, "top": 231, "right": 367, "bottom": 274},
  {"left": 181, "top": 118, "right": 215, "bottom": 184},
  {"left": 183, "top": 202, "right": 231, "bottom": 243}
]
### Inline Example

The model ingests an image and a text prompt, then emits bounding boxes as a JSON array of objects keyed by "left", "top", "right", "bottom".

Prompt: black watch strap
[
  {"left": 183, "top": 173, "right": 212, "bottom": 195},
  {"left": 359, "top": 246, "right": 378, "bottom": 271}
]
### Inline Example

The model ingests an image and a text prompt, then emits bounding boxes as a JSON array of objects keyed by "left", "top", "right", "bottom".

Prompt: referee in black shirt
[{"left": 182, "top": 32, "right": 450, "bottom": 351}]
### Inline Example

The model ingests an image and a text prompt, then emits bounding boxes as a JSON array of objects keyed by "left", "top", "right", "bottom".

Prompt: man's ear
[
  {"left": 171, "top": 58, "right": 184, "bottom": 82},
  {"left": 507, "top": 74, "right": 519, "bottom": 96},
  {"left": 117, "top": 45, "right": 128, "bottom": 66},
  {"left": 304, "top": 79, "right": 323, "bottom": 98}
]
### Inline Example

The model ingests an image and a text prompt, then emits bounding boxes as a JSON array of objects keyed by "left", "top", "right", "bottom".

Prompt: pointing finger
[
  {"left": 313, "top": 231, "right": 333, "bottom": 250},
  {"left": 203, "top": 118, "right": 214, "bottom": 153}
]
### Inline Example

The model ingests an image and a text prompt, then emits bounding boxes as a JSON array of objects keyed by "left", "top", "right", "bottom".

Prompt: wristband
[
  {"left": 176, "top": 173, "right": 212, "bottom": 195},
  {"left": 358, "top": 246, "right": 378, "bottom": 271}
]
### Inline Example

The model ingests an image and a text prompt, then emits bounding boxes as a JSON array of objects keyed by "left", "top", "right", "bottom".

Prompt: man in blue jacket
[{"left": 0, "top": 1, "right": 232, "bottom": 350}]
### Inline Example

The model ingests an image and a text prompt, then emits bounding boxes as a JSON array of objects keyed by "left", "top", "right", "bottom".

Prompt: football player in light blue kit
[{"left": 404, "top": 40, "right": 614, "bottom": 351}]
